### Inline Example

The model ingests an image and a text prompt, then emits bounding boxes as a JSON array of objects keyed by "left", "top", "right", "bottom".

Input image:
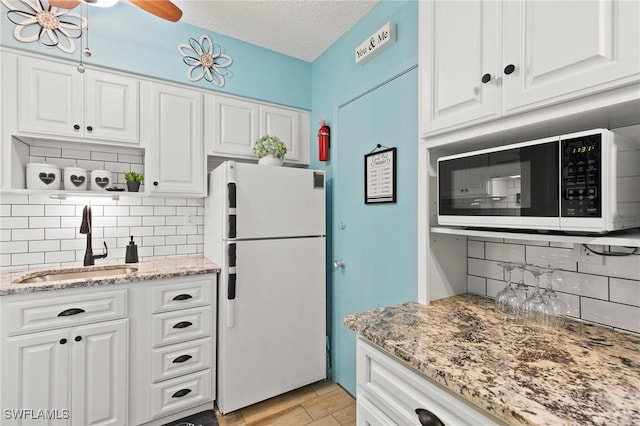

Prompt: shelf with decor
[
  {"left": 430, "top": 226, "right": 640, "bottom": 248},
  {"left": 0, "top": 188, "right": 146, "bottom": 201}
]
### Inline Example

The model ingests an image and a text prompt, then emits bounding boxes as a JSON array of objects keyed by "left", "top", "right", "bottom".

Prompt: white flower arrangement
[{"left": 253, "top": 135, "right": 287, "bottom": 159}]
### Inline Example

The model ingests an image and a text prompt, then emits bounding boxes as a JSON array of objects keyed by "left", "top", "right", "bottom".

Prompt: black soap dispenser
[{"left": 125, "top": 235, "right": 138, "bottom": 263}]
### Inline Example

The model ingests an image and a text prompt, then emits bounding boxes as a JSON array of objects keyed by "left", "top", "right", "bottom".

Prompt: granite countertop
[
  {"left": 344, "top": 294, "right": 640, "bottom": 426},
  {"left": 0, "top": 255, "right": 221, "bottom": 295}
]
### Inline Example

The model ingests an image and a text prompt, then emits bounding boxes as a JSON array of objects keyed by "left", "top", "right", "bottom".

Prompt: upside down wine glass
[
  {"left": 495, "top": 262, "right": 521, "bottom": 316},
  {"left": 542, "top": 267, "right": 570, "bottom": 326},
  {"left": 522, "top": 265, "right": 554, "bottom": 325}
]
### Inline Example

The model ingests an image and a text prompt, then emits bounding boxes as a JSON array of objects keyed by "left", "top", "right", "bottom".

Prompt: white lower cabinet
[
  {"left": 1, "top": 289, "right": 129, "bottom": 426},
  {"left": 356, "top": 338, "right": 501, "bottom": 426}
]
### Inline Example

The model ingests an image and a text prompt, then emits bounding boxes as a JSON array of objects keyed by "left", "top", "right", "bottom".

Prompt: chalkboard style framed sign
[{"left": 364, "top": 146, "right": 396, "bottom": 204}]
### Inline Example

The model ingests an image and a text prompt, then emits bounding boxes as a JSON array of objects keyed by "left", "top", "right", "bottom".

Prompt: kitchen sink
[{"left": 13, "top": 265, "right": 138, "bottom": 284}]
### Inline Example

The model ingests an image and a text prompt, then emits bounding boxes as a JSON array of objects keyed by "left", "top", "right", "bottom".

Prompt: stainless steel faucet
[{"left": 79, "top": 205, "right": 108, "bottom": 266}]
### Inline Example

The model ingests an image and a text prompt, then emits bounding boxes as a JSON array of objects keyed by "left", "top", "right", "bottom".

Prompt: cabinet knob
[
  {"left": 415, "top": 408, "right": 445, "bottom": 426},
  {"left": 504, "top": 64, "right": 516, "bottom": 75},
  {"left": 75, "top": 336, "right": 82, "bottom": 342},
  {"left": 171, "top": 388, "right": 192, "bottom": 398},
  {"left": 173, "top": 321, "right": 193, "bottom": 329},
  {"left": 86, "top": 126, "right": 93, "bottom": 132},
  {"left": 153, "top": 181, "right": 159, "bottom": 186},
  {"left": 481, "top": 73, "right": 491, "bottom": 84},
  {"left": 58, "top": 308, "right": 85, "bottom": 317},
  {"left": 172, "top": 354, "right": 193, "bottom": 364},
  {"left": 59, "top": 338, "right": 67, "bottom": 345},
  {"left": 173, "top": 294, "right": 193, "bottom": 301},
  {"left": 73, "top": 124, "right": 80, "bottom": 130}
]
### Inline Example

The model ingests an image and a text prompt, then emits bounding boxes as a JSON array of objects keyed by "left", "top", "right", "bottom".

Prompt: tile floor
[{"left": 216, "top": 381, "right": 356, "bottom": 426}]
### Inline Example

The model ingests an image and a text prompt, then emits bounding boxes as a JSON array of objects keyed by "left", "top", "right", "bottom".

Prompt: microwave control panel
[{"left": 561, "top": 134, "right": 601, "bottom": 217}]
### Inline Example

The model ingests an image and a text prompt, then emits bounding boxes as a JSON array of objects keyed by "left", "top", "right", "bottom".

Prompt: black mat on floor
[{"left": 162, "top": 410, "right": 218, "bottom": 426}]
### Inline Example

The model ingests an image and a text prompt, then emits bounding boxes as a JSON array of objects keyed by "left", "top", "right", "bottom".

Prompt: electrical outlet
[
  {"left": 573, "top": 243, "right": 605, "bottom": 265},
  {"left": 184, "top": 211, "right": 195, "bottom": 225}
]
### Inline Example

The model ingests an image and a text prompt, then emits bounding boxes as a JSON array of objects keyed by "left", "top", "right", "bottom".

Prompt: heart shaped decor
[
  {"left": 39, "top": 173, "right": 56, "bottom": 185},
  {"left": 70, "top": 175, "right": 85, "bottom": 187},
  {"left": 95, "top": 177, "right": 109, "bottom": 188}
]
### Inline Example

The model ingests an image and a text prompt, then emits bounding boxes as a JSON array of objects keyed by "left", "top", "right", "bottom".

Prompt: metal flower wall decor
[
  {"left": 1, "top": 0, "right": 86, "bottom": 53},
  {"left": 178, "top": 34, "right": 233, "bottom": 87}
]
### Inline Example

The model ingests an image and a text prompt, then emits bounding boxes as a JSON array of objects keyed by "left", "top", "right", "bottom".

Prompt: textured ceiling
[{"left": 173, "top": 0, "right": 379, "bottom": 62}]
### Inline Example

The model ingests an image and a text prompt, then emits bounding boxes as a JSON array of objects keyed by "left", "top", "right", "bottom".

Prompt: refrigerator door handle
[
  {"left": 228, "top": 182, "right": 237, "bottom": 208},
  {"left": 228, "top": 214, "right": 236, "bottom": 239}
]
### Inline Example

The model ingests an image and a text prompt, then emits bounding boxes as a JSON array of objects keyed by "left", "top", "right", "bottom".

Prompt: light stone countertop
[
  {"left": 0, "top": 255, "right": 220, "bottom": 295},
  {"left": 344, "top": 294, "right": 640, "bottom": 426}
]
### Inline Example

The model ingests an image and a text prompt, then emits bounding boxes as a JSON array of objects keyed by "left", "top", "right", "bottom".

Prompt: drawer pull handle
[
  {"left": 172, "top": 388, "right": 192, "bottom": 398},
  {"left": 58, "top": 308, "right": 85, "bottom": 317},
  {"left": 173, "top": 294, "right": 193, "bottom": 301},
  {"left": 416, "top": 408, "right": 445, "bottom": 426},
  {"left": 173, "top": 321, "right": 193, "bottom": 329},
  {"left": 172, "top": 354, "right": 193, "bottom": 364}
]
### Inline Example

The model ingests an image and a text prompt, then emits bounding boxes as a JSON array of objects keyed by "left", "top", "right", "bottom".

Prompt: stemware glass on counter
[
  {"left": 541, "top": 267, "right": 570, "bottom": 326},
  {"left": 495, "top": 262, "right": 522, "bottom": 316},
  {"left": 521, "top": 265, "right": 554, "bottom": 325}
]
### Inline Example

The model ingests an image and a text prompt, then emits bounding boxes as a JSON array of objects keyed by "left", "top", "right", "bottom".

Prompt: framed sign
[{"left": 364, "top": 147, "right": 396, "bottom": 204}]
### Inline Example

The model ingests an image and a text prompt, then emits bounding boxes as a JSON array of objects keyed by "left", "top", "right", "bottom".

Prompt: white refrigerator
[{"left": 204, "top": 161, "right": 326, "bottom": 414}]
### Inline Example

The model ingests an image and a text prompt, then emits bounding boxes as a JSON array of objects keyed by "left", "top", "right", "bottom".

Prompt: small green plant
[
  {"left": 253, "top": 135, "right": 287, "bottom": 159},
  {"left": 124, "top": 171, "right": 144, "bottom": 183}
]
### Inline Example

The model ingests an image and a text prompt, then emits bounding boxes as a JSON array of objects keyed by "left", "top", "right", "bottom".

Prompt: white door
[
  {"left": 217, "top": 237, "right": 326, "bottom": 414},
  {"left": 503, "top": 0, "right": 640, "bottom": 113},
  {"left": 18, "top": 57, "right": 83, "bottom": 138},
  {"left": 148, "top": 83, "right": 204, "bottom": 196},
  {"left": 260, "top": 105, "right": 300, "bottom": 161},
  {"left": 421, "top": 0, "right": 501, "bottom": 134},
  {"left": 71, "top": 319, "right": 128, "bottom": 426},
  {"left": 233, "top": 162, "right": 325, "bottom": 238},
  {"left": 84, "top": 70, "right": 139, "bottom": 144},
  {"left": 205, "top": 95, "right": 259, "bottom": 157},
  {"left": 4, "top": 329, "right": 70, "bottom": 426}
]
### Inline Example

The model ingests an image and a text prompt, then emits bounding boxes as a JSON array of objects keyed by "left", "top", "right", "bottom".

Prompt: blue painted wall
[
  {"left": 309, "top": 0, "right": 419, "bottom": 393},
  {"left": 0, "top": 0, "right": 311, "bottom": 109}
]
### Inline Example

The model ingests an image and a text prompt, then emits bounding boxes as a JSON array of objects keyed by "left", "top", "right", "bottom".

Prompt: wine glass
[
  {"left": 542, "top": 267, "right": 570, "bottom": 326},
  {"left": 521, "top": 265, "right": 554, "bottom": 325},
  {"left": 512, "top": 263, "right": 530, "bottom": 318},
  {"left": 495, "top": 262, "right": 521, "bottom": 316}
]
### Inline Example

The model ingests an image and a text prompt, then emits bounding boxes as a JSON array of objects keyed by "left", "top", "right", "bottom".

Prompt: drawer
[
  {"left": 4, "top": 289, "right": 127, "bottom": 336},
  {"left": 150, "top": 369, "right": 212, "bottom": 419},
  {"left": 151, "top": 277, "right": 213, "bottom": 313},
  {"left": 151, "top": 337, "right": 212, "bottom": 383},
  {"left": 357, "top": 338, "right": 501, "bottom": 426},
  {"left": 151, "top": 306, "right": 211, "bottom": 347}
]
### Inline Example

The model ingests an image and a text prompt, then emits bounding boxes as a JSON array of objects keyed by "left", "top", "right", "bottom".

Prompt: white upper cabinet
[
  {"left": 206, "top": 95, "right": 259, "bottom": 157},
  {"left": 147, "top": 83, "right": 205, "bottom": 197},
  {"left": 502, "top": 0, "right": 640, "bottom": 113},
  {"left": 205, "top": 94, "right": 310, "bottom": 165},
  {"left": 420, "top": 0, "right": 640, "bottom": 137},
  {"left": 18, "top": 55, "right": 139, "bottom": 144},
  {"left": 421, "top": 0, "right": 501, "bottom": 134}
]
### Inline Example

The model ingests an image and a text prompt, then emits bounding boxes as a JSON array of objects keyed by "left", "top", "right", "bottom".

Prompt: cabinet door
[
  {"left": 84, "top": 70, "right": 139, "bottom": 144},
  {"left": 206, "top": 95, "right": 259, "bottom": 157},
  {"left": 18, "top": 56, "right": 83, "bottom": 138},
  {"left": 421, "top": 0, "right": 501, "bottom": 135},
  {"left": 4, "top": 329, "right": 71, "bottom": 426},
  {"left": 503, "top": 0, "right": 640, "bottom": 113},
  {"left": 70, "top": 319, "right": 128, "bottom": 426},
  {"left": 260, "top": 105, "right": 304, "bottom": 162},
  {"left": 148, "top": 83, "right": 204, "bottom": 196}
]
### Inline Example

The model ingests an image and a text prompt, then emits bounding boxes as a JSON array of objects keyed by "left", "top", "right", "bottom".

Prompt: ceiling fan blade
[
  {"left": 129, "top": 0, "right": 182, "bottom": 22},
  {"left": 49, "top": 0, "right": 81, "bottom": 9}
]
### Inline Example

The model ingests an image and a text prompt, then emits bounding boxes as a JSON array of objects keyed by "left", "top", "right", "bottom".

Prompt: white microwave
[{"left": 437, "top": 129, "right": 640, "bottom": 233}]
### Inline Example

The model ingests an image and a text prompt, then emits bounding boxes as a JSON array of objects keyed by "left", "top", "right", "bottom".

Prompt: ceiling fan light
[{"left": 81, "top": 0, "right": 119, "bottom": 7}]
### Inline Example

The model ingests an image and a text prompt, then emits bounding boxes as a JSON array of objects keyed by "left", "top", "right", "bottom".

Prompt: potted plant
[
  {"left": 253, "top": 135, "right": 287, "bottom": 166},
  {"left": 124, "top": 171, "right": 144, "bottom": 192}
]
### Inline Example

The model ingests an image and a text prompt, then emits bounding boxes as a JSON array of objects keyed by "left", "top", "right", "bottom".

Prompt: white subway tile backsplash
[
  {"left": 13, "top": 205, "right": 44, "bottom": 216},
  {"left": 91, "top": 151, "right": 118, "bottom": 162},
  {"left": 92, "top": 216, "right": 117, "bottom": 228},
  {"left": 526, "top": 245, "right": 578, "bottom": 271},
  {"left": 12, "top": 252, "right": 44, "bottom": 266},
  {"left": 187, "top": 235, "right": 203, "bottom": 245},
  {"left": 29, "top": 217, "right": 61, "bottom": 228},
  {"left": 1, "top": 217, "right": 29, "bottom": 229},
  {"left": 143, "top": 216, "right": 165, "bottom": 226},
  {"left": 45, "top": 205, "right": 76, "bottom": 216},
  {"left": 467, "top": 240, "right": 484, "bottom": 259},
  {"left": 579, "top": 255, "right": 640, "bottom": 281},
  {"left": 0, "top": 230, "right": 11, "bottom": 241},
  {"left": 12, "top": 228, "right": 44, "bottom": 241},
  {"left": 154, "top": 206, "right": 176, "bottom": 216},
  {"left": 61, "top": 239, "right": 85, "bottom": 251},
  {"left": 129, "top": 226, "right": 155, "bottom": 237},
  {"left": 166, "top": 235, "right": 187, "bottom": 245},
  {"left": 130, "top": 206, "right": 154, "bottom": 216},
  {"left": 466, "top": 234, "right": 640, "bottom": 333},
  {"left": 104, "top": 227, "right": 131, "bottom": 238},
  {"left": 1, "top": 241, "right": 28, "bottom": 253},
  {"left": 63, "top": 148, "right": 92, "bottom": 160},
  {"left": 0, "top": 195, "right": 29, "bottom": 204},
  {"left": 178, "top": 225, "right": 198, "bottom": 235},
  {"left": 176, "top": 245, "right": 198, "bottom": 255},
  {"left": 581, "top": 298, "right": 640, "bottom": 333},
  {"left": 166, "top": 198, "right": 188, "bottom": 206},
  {"left": 142, "top": 197, "right": 165, "bottom": 206},
  {"left": 143, "top": 236, "right": 165, "bottom": 246},
  {"left": 610, "top": 278, "right": 640, "bottom": 307},
  {"left": 30, "top": 146, "right": 61, "bottom": 157},
  {"left": 467, "top": 275, "right": 487, "bottom": 296},
  {"left": 103, "top": 206, "right": 130, "bottom": 216},
  {"left": 117, "top": 153, "right": 143, "bottom": 164},
  {"left": 117, "top": 216, "right": 142, "bottom": 227},
  {"left": 45, "top": 251, "right": 76, "bottom": 264},
  {"left": 154, "top": 226, "right": 177, "bottom": 236},
  {"left": 45, "top": 228, "right": 77, "bottom": 240},
  {"left": 154, "top": 245, "right": 176, "bottom": 256},
  {"left": 485, "top": 242, "right": 525, "bottom": 262},
  {"left": 0, "top": 205, "right": 10, "bottom": 216},
  {"left": 29, "top": 240, "right": 61, "bottom": 252}
]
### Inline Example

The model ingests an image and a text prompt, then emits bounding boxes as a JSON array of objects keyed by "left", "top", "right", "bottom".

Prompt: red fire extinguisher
[{"left": 318, "top": 120, "right": 330, "bottom": 162}]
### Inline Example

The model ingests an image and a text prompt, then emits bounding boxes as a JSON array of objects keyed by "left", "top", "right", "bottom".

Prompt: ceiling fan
[{"left": 49, "top": 0, "right": 183, "bottom": 22}]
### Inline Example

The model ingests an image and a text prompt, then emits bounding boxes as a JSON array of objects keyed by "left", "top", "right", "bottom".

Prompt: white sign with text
[{"left": 355, "top": 22, "right": 396, "bottom": 65}]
